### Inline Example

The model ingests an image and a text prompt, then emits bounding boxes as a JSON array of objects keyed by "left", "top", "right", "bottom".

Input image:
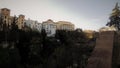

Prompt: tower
[
  {"left": 0, "top": 8, "right": 12, "bottom": 30},
  {"left": 17, "top": 14, "right": 25, "bottom": 29},
  {"left": 0, "top": 8, "right": 10, "bottom": 16}
]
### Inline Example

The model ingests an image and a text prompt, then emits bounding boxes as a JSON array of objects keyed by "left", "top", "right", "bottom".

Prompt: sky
[{"left": 0, "top": 0, "right": 119, "bottom": 31}]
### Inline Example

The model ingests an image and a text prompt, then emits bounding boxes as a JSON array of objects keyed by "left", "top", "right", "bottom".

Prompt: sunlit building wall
[
  {"left": 0, "top": 8, "right": 12, "bottom": 28},
  {"left": 99, "top": 26, "right": 116, "bottom": 32},
  {"left": 84, "top": 30, "right": 95, "bottom": 39},
  {"left": 17, "top": 14, "right": 25, "bottom": 29},
  {"left": 0, "top": 8, "right": 10, "bottom": 16},
  {"left": 56, "top": 21, "right": 75, "bottom": 31}
]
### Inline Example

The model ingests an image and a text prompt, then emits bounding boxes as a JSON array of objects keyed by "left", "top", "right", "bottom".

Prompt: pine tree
[{"left": 106, "top": 3, "right": 120, "bottom": 30}]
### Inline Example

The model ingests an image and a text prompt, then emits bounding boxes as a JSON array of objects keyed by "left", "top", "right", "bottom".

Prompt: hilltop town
[
  {"left": 0, "top": 8, "right": 75, "bottom": 37},
  {"left": 0, "top": 2, "right": 120, "bottom": 68}
]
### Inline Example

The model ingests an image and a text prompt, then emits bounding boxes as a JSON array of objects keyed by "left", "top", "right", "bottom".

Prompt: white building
[
  {"left": 35, "top": 22, "right": 42, "bottom": 32},
  {"left": 42, "top": 19, "right": 56, "bottom": 37},
  {"left": 25, "top": 19, "right": 42, "bottom": 32}
]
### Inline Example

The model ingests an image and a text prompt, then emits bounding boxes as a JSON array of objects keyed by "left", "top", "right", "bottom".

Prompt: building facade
[
  {"left": 25, "top": 19, "right": 42, "bottom": 32},
  {"left": 55, "top": 21, "right": 75, "bottom": 31},
  {"left": 0, "top": 8, "right": 12, "bottom": 30},
  {"left": 36, "top": 22, "right": 42, "bottom": 32},
  {"left": 42, "top": 19, "right": 56, "bottom": 37},
  {"left": 0, "top": 8, "right": 26, "bottom": 30},
  {"left": 0, "top": 8, "right": 10, "bottom": 16},
  {"left": 17, "top": 14, "right": 25, "bottom": 29},
  {"left": 83, "top": 30, "right": 95, "bottom": 39}
]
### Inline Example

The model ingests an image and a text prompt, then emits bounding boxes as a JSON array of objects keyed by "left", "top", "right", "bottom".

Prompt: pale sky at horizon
[{"left": 0, "top": 0, "right": 119, "bottom": 31}]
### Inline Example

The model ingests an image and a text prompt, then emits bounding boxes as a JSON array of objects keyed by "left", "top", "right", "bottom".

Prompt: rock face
[{"left": 86, "top": 31, "right": 115, "bottom": 68}]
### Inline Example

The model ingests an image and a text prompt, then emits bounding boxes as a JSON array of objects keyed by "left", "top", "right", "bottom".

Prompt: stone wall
[
  {"left": 86, "top": 31, "right": 115, "bottom": 68},
  {"left": 112, "top": 31, "right": 120, "bottom": 68}
]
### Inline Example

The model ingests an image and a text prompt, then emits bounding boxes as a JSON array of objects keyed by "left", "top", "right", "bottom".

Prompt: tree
[
  {"left": 11, "top": 16, "right": 18, "bottom": 31},
  {"left": 0, "top": 15, "right": 3, "bottom": 30},
  {"left": 41, "top": 28, "right": 47, "bottom": 40},
  {"left": 106, "top": 3, "right": 120, "bottom": 31}
]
